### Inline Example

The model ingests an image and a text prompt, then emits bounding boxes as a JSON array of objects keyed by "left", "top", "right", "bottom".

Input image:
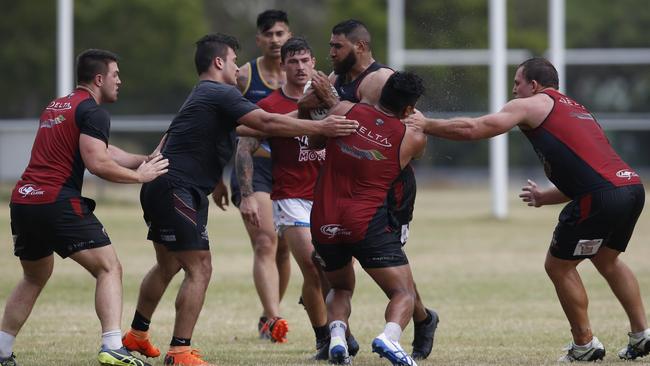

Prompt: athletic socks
[
  {"left": 170, "top": 336, "right": 191, "bottom": 347},
  {"left": 384, "top": 322, "right": 403, "bottom": 343},
  {"left": 0, "top": 331, "right": 15, "bottom": 359},
  {"left": 415, "top": 310, "right": 433, "bottom": 326},
  {"left": 131, "top": 310, "right": 151, "bottom": 332},
  {"left": 102, "top": 329, "right": 123, "bottom": 350},
  {"left": 329, "top": 320, "right": 347, "bottom": 339},
  {"left": 314, "top": 324, "right": 330, "bottom": 342}
]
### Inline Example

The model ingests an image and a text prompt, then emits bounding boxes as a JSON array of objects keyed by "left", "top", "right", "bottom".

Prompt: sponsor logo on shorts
[
  {"left": 336, "top": 140, "right": 386, "bottom": 161},
  {"left": 320, "top": 224, "right": 352, "bottom": 239},
  {"left": 200, "top": 226, "right": 209, "bottom": 241},
  {"left": 17, "top": 184, "right": 45, "bottom": 198},
  {"left": 356, "top": 126, "right": 392, "bottom": 147},
  {"left": 67, "top": 240, "right": 96, "bottom": 252},
  {"left": 573, "top": 238, "right": 603, "bottom": 256},
  {"left": 616, "top": 169, "right": 639, "bottom": 180}
]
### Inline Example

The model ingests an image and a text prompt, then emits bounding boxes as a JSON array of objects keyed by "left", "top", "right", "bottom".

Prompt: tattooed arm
[{"left": 235, "top": 137, "right": 262, "bottom": 227}]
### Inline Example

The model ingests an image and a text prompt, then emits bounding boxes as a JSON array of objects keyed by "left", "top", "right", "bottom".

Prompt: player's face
[
  {"left": 329, "top": 34, "right": 357, "bottom": 75},
  {"left": 281, "top": 50, "right": 315, "bottom": 87},
  {"left": 256, "top": 22, "right": 291, "bottom": 59},
  {"left": 221, "top": 47, "right": 240, "bottom": 86},
  {"left": 99, "top": 61, "right": 121, "bottom": 103},
  {"left": 512, "top": 66, "right": 534, "bottom": 98}
]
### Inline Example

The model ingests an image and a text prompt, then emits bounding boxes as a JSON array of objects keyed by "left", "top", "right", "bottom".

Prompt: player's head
[
  {"left": 195, "top": 33, "right": 240, "bottom": 85},
  {"left": 256, "top": 10, "right": 291, "bottom": 60},
  {"left": 329, "top": 19, "right": 371, "bottom": 75},
  {"left": 76, "top": 49, "right": 121, "bottom": 103},
  {"left": 281, "top": 37, "right": 315, "bottom": 88},
  {"left": 379, "top": 71, "right": 425, "bottom": 118},
  {"left": 513, "top": 57, "right": 559, "bottom": 98}
]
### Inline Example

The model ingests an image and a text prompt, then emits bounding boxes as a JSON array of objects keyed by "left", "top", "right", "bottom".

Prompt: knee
[
  {"left": 24, "top": 269, "right": 52, "bottom": 288},
  {"left": 158, "top": 262, "right": 182, "bottom": 282},
  {"left": 253, "top": 236, "right": 276, "bottom": 258},
  {"left": 387, "top": 287, "right": 416, "bottom": 304},
  {"left": 184, "top": 257, "right": 212, "bottom": 284},
  {"left": 95, "top": 257, "right": 123, "bottom": 279}
]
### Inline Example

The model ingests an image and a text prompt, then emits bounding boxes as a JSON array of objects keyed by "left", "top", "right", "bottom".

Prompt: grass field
[{"left": 1, "top": 184, "right": 649, "bottom": 365}]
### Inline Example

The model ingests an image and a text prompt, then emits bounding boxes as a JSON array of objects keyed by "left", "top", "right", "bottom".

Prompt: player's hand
[
  {"left": 136, "top": 154, "right": 169, "bottom": 183},
  {"left": 310, "top": 71, "right": 338, "bottom": 108},
  {"left": 239, "top": 194, "right": 260, "bottom": 227},
  {"left": 319, "top": 115, "right": 359, "bottom": 137},
  {"left": 402, "top": 110, "right": 427, "bottom": 131},
  {"left": 519, "top": 179, "right": 543, "bottom": 207},
  {"left": 211, "top": 180, "right": 229, "bottom": 211},
  {"left": 298, "top": 88, "right": 323, "bottom": 110}
]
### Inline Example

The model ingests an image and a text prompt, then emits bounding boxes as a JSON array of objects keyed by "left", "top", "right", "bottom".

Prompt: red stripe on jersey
[
  {"left": 258, "top": 89, "right": 325, "bottom": 200},
  {"left": 70, "top": 197, "right": 83, "bottom": 217}
]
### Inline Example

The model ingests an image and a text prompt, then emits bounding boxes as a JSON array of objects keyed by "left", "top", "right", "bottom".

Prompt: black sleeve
[
  {"left": 77, "top": 100, "right": 110, "bottom": 145},
  {"left": 220, "top": 86, "right": 259, "bottom": 121}
]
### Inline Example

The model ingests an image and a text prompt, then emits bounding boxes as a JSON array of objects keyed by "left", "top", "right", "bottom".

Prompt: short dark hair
[
  {"left": 518, "top": 57, "right": 559, "bottom": 89},
  {"left": 257, "top": 9, "right": 289, "bottom": 33},
  {"left": 76, "top": 49, "right": 119, "bottom": 84},
  {"left": 379, "top": 72, "right": 425, "bottom": 116},
  {"left": 331, "top": 19, "right": 371, "bottom": 45},
  {"left": 194, "top": 33, "right": 240, "bottom": 75},
  {"left": 281, "top": 37, "right": 313, "bottom": 62}
]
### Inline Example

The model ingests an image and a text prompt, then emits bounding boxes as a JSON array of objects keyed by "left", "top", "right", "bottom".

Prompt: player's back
[
  {"left": 12, "top": 89, "right": 105, "bottom": 204},
  {"left": 524, "top": 89, "right": 641, "bottom": 198},
  {"left": 312, "top": 103, "right": 405, "bottom": 244}
]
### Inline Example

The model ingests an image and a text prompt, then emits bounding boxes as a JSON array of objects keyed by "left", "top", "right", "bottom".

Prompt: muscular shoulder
[
  {"left": 237, "top": 62, "right": 252, "bottom": 92},
  {"left": 358, "top": 68, "right": 394, "bottom": 104},
  {"left": 507, "top": 94, "right": 554, "bottom": 130}
]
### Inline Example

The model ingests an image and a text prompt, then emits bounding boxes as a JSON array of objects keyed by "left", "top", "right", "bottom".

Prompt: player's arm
[
  {"left": 358, "top": 68, "right": 393, "bottom": 105},
  {"left": 307, "top": 101, "right": 355, "bottom": 150},
  {"left": 236, "top": 62, "right": 251, "bottom": 93},
  {"left": 236, "top": 125, "right": 268, "bottom": 139},
  {"left": 235, "top": 137, "right": 262, "bottom": 227},
  {"left": 80, "top": 135, "right": 168, "bottom": 183},
  {"left": 107, "top": 144, "right": 147, "bottom": 169},
  {"left": 403, "top": 98, "right": 529, "bottom": 140},
  {"left": 399, "top": 123, "right": 427, "bottom": 168},
  {"left": 519, "top": 179, "right": 570, "bottom": 207},
  {"left": 237, "top": 109, "right": 358, "bottom": 138}
]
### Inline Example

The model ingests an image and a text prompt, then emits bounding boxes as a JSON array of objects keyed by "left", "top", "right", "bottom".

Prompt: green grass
[{"left": 1, "top": 184, "right": 649, "bottom": 365}]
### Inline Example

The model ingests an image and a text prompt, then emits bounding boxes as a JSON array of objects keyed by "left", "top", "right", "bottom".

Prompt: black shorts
[
  {"left": 230, "top": 156, "right": 273, "bottom": 207},
  {"left": 313, "top": 230, "right": 409, "bottom": 272},
  {"left": 10, "top": 197, "right": 111, "bottom": 260},
  {"left": 140, "top": 177, "right": 210, "bottom": 251},
  {"left": 549, "top": 184, "right": 645, "bottom": 260}
]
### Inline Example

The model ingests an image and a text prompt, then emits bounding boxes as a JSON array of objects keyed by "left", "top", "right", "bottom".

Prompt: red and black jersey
[
  {"left": 258, "top": 89, "right": 325, "bottom": 200},
  {"left": 523, "top": 89, "right": 641, "bottom": 199},
  {"left": 333, "top": 62, "right": 392, "bottom": 103},
  {"left": 11, "top": 89, "right": 110, "bottom": 204},
  {"left": 311, "top": 103, "right": 406, "bottom": 244}
]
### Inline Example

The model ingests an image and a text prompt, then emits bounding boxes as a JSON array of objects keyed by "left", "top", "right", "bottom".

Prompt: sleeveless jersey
[
  {"left": 335, "top": 62, "right": 416, "bottom": 227},
  {"left": 11, "top": 89, "right": 110, "bottom": 204},
  {"left": 258, "top": 89, "right": 325, "bottom": 201},
  {"left": 523, "top": 89, "right": 641, "bottom": 198},
  {"left": 311, "top": 103, "right": 406, "bottom": 244},
  {"left": 333, "top": 61, "right": 390, "bottom": 103},
  {"left": 242, "top": 57, "right": 276, "bottom": 103}
]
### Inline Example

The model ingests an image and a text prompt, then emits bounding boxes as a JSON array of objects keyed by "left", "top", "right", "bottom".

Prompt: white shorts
[{"left": 273, "top": 198, "right": 312, "bottom": 235}]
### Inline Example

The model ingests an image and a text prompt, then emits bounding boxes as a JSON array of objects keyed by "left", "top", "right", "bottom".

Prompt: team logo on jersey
[
  {"left": 337, "top": 140, "right": 386, "bottom": 161},
  {"left": 46, "top": 101, "right": 72, "bottom": 111},
  {"left": 375, "top": 118, "right": 384, "bottom": 126},
  {"left": 40, "top": 115, "right": 66, "bottom": 129},
  {"left": 616, "top": 169, "right": 639, "bottom": 180},
  {"left": 320, "top": 224, "right": 352, "bottom": 239},
  {"left": 17, "top": 184, "right": 45, "bottom": 198},
  {"left": 356, "top": 126, "right": 392, "bottom": 147}
]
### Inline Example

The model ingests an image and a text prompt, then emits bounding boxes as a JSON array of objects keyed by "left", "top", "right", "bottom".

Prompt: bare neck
[
  {"left": 347, "top": 54, "right": 375, "bottom": 81},
  {"left": 282, "top": 83, "right": 305, "bottom": 99},
  {"left": 76, "top": 84, "right": 101, "bottom": 104}
]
